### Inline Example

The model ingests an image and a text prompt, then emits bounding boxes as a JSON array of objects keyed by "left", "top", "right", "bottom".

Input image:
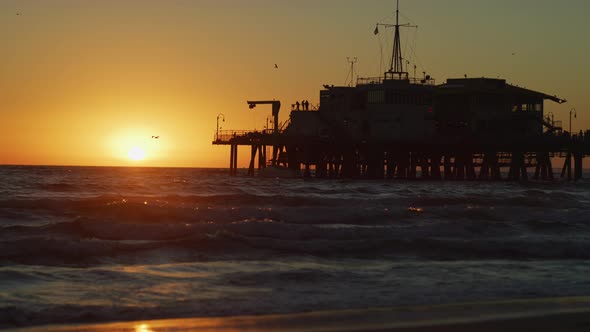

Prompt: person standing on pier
[{"left": 296, "top": 101, "right": 300, "bottom": 110}]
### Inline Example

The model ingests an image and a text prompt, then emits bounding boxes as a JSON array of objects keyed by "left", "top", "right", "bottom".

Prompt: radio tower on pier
[{"left": 375, "top": 0, "right": 416, "bottom": 80}]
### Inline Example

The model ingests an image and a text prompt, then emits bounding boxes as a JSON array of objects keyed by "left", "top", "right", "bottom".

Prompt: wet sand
[{"left": 8, "top": 296, "right": 590, "bottom": 332}]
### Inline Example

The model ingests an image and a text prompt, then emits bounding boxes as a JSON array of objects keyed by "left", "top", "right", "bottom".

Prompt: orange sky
[{"left": 1, "top": 0, "right": 589, "bottom": 167}]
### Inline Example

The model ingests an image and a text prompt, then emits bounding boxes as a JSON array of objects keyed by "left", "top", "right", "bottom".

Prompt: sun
[
  {"left": 108, "top": 129, "right": 166, "bottom": 164},
  {"left": 128, "top": 147, "right": 146, "bottom": 161}
]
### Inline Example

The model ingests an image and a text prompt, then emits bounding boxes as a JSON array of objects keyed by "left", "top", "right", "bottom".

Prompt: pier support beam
[
  {"left": 430, "top": 154, "right": 442, "bottom": 180},
  {"left": 258, "top": 145, "right": 266, "bottom": 170},
  {"left": 248, "top": 145, "right": 258, "bottom": 176},
  {"left": 389, "top": 152, "right": 409, "bottom": 179},
  {"left": 286, "top": 145, "right": 300, "bottom": 173},
  {"left": 443, "top": 154, "right": 453, "bottom": 180},
  {"left": 315, "top": 152, "right": 328, "bottom": 178},
  {"left": 508, "top": 152, "right": 527, "bottom": 181},
  {"left": 419, "top": 154, "right": 430, "bottom": 179},
  {"left": 248, "top": 145, "right": 266, "bottom": 176},
  {"left": 534, "top": 152, "right": 553, "bottom": 180},
  {"left": 229, "top": 144, "right": 238, "bottom": 176},
  {"left": 491, "top": 153, "right": 502, "bottom": 180},
  {"left": 341, "top": 150, "right": 357, "bottom": 178},
  {"left": 465, "top": 154, "right": 476, "bottom": 180},
  {"left": 272, "top": 145, "right": 279, "bottom": 167},
  {"left": 479, "top": 153, "right": 491, "bottom": 180},
  {"left": 386, "top": 152, "right": 394, "bottom": 179},
  {"left": 398, "top": 153, "right": 410, "bottom": 179},
  {"left": 328, "top": 156, "right": 337, "bottom": 178},
  {"left": 561, "top": 152, "right": 572, "bottom": 181},
  {"left": 366, "top": 150, "right": 384, "bottom": 179},
  {"left": 229, "top": 145, "right": 234, "bottom": 176},
  {"left": 408, "top": 153, "right": 417, "bottom": 179},
  {"left": 479, "top": 152, "right": 501, "bottom": 180},
  {"left": 454, "top": 154, "right": 465, "bottom": 180}
]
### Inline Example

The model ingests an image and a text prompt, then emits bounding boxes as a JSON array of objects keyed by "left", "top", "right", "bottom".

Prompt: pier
[
  {"left": 212, "top": 2, "right": 589, "bottom": 181},
  {"left": 213, "top": 121, "right": 590, "bottom": 181}
]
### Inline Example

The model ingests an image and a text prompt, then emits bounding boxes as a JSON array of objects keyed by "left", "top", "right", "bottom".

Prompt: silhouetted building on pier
[{"left": 213, "top": 2, "right": 587, "bottom": 181}]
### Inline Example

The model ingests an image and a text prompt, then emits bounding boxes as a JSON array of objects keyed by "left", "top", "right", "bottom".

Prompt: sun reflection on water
[{"left": 135, "top": 323, "right": 153, "bottom": 332}]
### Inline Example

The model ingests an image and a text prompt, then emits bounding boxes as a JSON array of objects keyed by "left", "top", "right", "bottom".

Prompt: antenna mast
[
  {"left": 375, "top": 0, "right": 416, "bottom": 81},
  {"left": 390, "top": 0, "right": 403, "bottom": 77},
  {"left": 346, "top": 57, "right": 358, "bottom": 87}
]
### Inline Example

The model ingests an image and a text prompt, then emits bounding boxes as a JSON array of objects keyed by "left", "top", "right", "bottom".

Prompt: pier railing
[
  {"left": 357, "top": 76, "right": 436, "bottom": 86},
  {"left": 214, "top": 129, "right": 276, "bottom": 143}
]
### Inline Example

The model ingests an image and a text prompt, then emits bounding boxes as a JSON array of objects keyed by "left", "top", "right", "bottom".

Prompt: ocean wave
[
  {"left": 410, "top": 190, "right": 580, "bottom": 209},
  {"left": 2, "top": 216, "right": 590, "bottom": 266},
  {"left": 0, "top": 193, "right": 346, "bottom": 209},
  {"left": 1, "top": 190, "right": 584, "bottom": 228},
  {"left": 1, "top": 167, "right": 590, "bottom": 265},
  {"left": 36, "top": 182, "right": 79, "bottom": 192}
]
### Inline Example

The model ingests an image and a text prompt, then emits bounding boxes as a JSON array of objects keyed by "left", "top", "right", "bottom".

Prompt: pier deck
[{"left": 213, "top": 129, "right": 590, "bottom": 181}]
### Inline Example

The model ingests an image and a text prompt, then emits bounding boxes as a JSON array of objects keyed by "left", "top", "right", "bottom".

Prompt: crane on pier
[
  {"left": 247, "top": 100, "right": 281, "bottom": 166},
  {"left": 247, "top": 100, "right": 281, "bottom": 134}
]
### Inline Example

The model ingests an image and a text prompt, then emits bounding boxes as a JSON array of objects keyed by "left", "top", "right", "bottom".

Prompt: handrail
[
  {"left": 356, "top": 76, "right": 436, "bottom": 86},
  {"left": 214, "top": 129, "right": 278, "bottom": 142}
]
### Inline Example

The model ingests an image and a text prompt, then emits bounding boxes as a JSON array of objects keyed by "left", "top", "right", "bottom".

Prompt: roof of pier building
[{"left": 439, "top": 78, "right": 566, "bottom": 104}]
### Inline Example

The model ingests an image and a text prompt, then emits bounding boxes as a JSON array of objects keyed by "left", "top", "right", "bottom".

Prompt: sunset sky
[{"left": 1, "top": 0, "right": 589, "bottom": 167}]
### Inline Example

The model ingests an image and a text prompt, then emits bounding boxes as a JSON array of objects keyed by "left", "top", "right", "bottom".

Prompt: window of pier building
[
  {"left": 511, "top": 102, "right": 543, "bottom": 112},
  {"left": 383, "top": 90, "right": 431, "bottom": 105},
  {"left": 368, "top": 90, "right": 385, "bottom": 104},
  {"left": 369, "top": 89, "right": 433, "bottom": 106},
  {"left": 474, "top": 94, "right": 503, "bottom": 110}
]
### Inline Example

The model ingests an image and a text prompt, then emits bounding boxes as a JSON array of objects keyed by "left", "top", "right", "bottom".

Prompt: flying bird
[
  {"left": 274, "top": 64, "right": 278, "bottom": 69},
  {"left": 151, "top": 136, "right": 159, "bottom": 139},
  {"left": 16, "top": 12, "right": 22, "bottom": 16}
]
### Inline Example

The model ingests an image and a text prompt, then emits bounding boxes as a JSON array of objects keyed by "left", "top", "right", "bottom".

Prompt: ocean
[{"left": 1, "top": 165, "right": 590, "bottom": 329}]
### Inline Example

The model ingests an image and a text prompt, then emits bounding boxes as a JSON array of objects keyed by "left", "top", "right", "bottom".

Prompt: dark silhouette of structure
[{"left": 213, "top": 1, "right": 588, "bottom": 181}]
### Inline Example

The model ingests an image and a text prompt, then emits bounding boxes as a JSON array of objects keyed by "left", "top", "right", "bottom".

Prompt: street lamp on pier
[
  {"left": 569, "top": 108, "right": 577, "bottom": 134},
  {"left": 216, "top": 113, "right": 225, "bottom": 141}
]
